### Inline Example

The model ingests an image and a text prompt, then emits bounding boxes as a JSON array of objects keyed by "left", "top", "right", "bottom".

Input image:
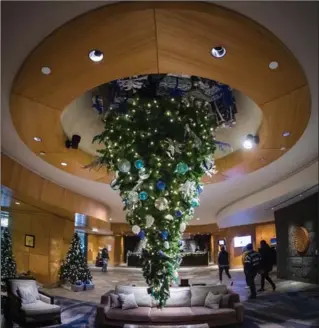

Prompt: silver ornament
[
  {"left": 154, "top": 197, "right": 169, "bottom": 211},
  {"left": 145, "top": 215, "right": 155, "bottom": 228},
  {"left": 163, "top": 241, "right": 170, "bottom": 249},
  {"left": 180, "top": 222, "right": 186, "bottom": 233},
  {"left": 128, "top": 191, "right": 139, "bottom": 203},
  {"left": 132, "top": 225, "right": 141, "bottom": 234},
  {"left": 118, "top": 159, "right": 131, "bottom": 173}
]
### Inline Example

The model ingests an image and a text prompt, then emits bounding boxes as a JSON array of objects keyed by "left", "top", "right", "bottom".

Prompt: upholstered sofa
[
  {"left": 6, "top": 278, "right": 61, "bottom": 326},
  {"left": 95, "top": 285, "right": 244, "bottom": 327}
]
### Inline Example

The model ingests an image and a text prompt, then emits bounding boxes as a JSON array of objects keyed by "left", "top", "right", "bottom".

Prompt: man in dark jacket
[
  {"left": 101, "top": 247, "right": 109, "bottom": 272},
  {"left": 218, "top": 246, "right": 233, "bottom": 286},
  {"left": 243, "top": 243, "right": 261, "bottom": 299},
  {"left": 258, "top": 240, "right": 276, "bottom": 291}
]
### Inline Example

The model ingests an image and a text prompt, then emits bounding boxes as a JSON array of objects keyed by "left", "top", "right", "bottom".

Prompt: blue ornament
[
  {"left": 191, "top": 198, "right": 200, "bottom": 208},
  {"left": 159, "top": 250, "right": 164, "bottom": 257},
  {"left": 135, "top": 159, "right": 144, "bottom": 170},
  {"left": 178, "top": 240, "right": 183, "bottom": 247},
  {"left": 161, "top": 230, "right": 169, "bottom": 240},
  {"left": 175, "top": 162, "right": 189, "bottom": 175},
  {"left": 138, "top": 230, "right": 145, "bottom": 239},
  {"left": 156, "top": 180, "right": 166, "bottom": 191},
  {"left": 197, "top": 184, "right": 204, "bottom": 195},
  {"left": 139, "top": 191, "right": 148, "bottom": 201},
  {"left": 175, "top": 210, "right": 183, "bottom": 217}
]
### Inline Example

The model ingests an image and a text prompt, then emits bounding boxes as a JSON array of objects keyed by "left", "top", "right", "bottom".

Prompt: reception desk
[{"left": 127, "top": 251, "right": 209, "bottom": 267}]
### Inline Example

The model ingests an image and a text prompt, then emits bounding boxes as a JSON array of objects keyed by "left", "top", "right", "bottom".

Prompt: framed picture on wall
[{"left": 25, "top": 234, "right": 35, "bottom": 248}]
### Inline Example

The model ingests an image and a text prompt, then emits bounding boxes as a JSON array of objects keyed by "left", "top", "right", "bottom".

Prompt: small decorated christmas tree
[
  {"left": 59, "top": 232, "right": 92, "bottom": 285},
  {"left": 1, "top": 228, "right": 17, "bottom": 291}
]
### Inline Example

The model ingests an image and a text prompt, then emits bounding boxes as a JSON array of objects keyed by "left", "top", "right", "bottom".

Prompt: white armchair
[{"left": 6, "top": 278, "right": 61, "bottom": 326}]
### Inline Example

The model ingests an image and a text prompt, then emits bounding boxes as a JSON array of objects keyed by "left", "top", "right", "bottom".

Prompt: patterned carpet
[{"left": 52, "top": 287, "right": 319, "bottom": 328}]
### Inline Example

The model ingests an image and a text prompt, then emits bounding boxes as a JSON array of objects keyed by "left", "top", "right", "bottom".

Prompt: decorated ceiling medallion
[
  {"left": 211, "top": 46, "right": 227, "bottom": 58},
  {"left": 41, "top": 67, "right": 51, "bottom": 75},
  {"left": 269, "top": 61, "right": 279, "bottom": 70},
  {"left": 93, "top": 73, "right": 237, "bottom": 132},
  {"left": 88, "top": 49, "right": 103, "bottom": 62}
]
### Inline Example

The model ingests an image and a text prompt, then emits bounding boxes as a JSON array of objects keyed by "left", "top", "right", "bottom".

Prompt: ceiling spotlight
[
  {"left": 280, "top": 146, "right": 286, "bottom": 151},
  {"left": 299, "top": 194, "right": 303, "bottom": 197},
  {"left": 243, "top": 134, "right": 259, "bottom": 150},
  {"left": 33, "top": 136, "right": 42, "bottom": 142},
  {"left": 15, "top": 201, "right": 20, "bottom": 205},
  {"left": 211, "top": 46, "right": 227, "bottom": 58},
  {"left": 61, "top": 162, "right": 68, "bottom": 166},
  {"left": 65, "top": 134, "right": 81, "bottom": 149},
  {"left": 196, "top": 218, "right": 200, "bottom": 221},
  {"left": 109, "top": 218, "right": 112, "bottom": 221},
  {"left": 271, "top": 207, "right": 274, "bottom": 210},
  {"left": 41, "top": 67, "right": 51, "bottom": 75},
  {"left": 89, "top": 49, "right": 103, "bottom": 62},
  {"left": 92, "top": 228, "right": 98, "bottom": 232},
  {"left": 39, "top": 151, "right": 46, "bottom": 156},
  {"left": 282, "top": 131, "right": 290, "bottom": 137},
  {"left": 269, "top": 61, "right": 279, "bottom": 70}
]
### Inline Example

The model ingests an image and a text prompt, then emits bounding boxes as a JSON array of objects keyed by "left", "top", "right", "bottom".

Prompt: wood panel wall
[
  {"left": 7, "top": 205, "right": 74, "bottom": 285},
  {"left": 1, "top": 153, "right": 109, "bottom": 221}
]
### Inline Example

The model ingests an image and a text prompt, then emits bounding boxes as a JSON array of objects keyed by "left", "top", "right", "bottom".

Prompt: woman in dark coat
[{"left": 258, "top": 240, "right": 276, "bottom": 291}]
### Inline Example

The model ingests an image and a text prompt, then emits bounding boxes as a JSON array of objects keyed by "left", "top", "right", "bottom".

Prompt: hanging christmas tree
[
  {"left": 90, "top": 95, "right": 217, "bottom": 307},
  {"left": 59, "top": 232, "right": 92, "bottom": 284},
  {"left": 1, "top": 228, "right": 17, "bottom": 291}
]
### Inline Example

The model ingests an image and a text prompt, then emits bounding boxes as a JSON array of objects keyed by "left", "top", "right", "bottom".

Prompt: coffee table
[{"left": 124, "top": 324, "right": 209, "bottom": 328}]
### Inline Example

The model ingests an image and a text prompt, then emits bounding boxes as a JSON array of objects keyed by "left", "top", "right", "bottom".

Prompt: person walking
[
  {"left": 218, "top": 246, "right": 233, "bottom": 286},
  {"left": 243, "top": 243, "right": 261, "bottom": 299},
  {"left": 101, "top": 246, "right": 109, "bottom": 272},
  {"left": 258, "top": 240, "right": 276, "bottom": 292},
  {"left": 242, "top": 246, "right": 250, "bottom": 289}
]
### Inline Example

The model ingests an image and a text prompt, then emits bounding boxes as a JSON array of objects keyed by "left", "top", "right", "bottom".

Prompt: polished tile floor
[{"left": 41, "top": 265, "right": 317, "bottom": 304}]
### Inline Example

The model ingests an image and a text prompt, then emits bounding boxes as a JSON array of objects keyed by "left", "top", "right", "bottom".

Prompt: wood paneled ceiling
[{"left": 10, "top": 2, "right": 310, "bottom": 185}]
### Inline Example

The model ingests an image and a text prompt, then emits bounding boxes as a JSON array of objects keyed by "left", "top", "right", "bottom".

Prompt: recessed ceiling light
[
  {"left": 269, "top": 61, "right": 279, "bottom": 70},
  {"left": 15, "top": 201, "right": 20, "bottom": 205},
  {"left": 109, "top": 218, "right": 112, "bottom": 221},
  {"left": 33, "top": 137, "right": 42, "bottom": 142},
  {"left": 282, "top": 131, "right": 290, "bottom": 137},
  {"left": 196, "top": 218, "right": 200, "bottom": 221},
  {"left": 61, "top": 162, "right": 68, "bottom": 166},
  {"left": 89, "top": 49, "right": 103, "bottom": 62},
  {"left": 211, "top": 46, "right": 226, "bottom": 58},
  {"left": 299, "top": 194, "right": 303, "bottom": 197},
  {"left": 39, "top": 151, "right": 46, "bottom": 156},
  {"left": 280, "top": 146, "right": 286, "bottom": 151},
  {"left": 41, "top": 67, "right": 51, "bottom": 75},
  {"left": 243, "top": 139, "right": 253, "bottom": 149},
  {"left": 92, "top": 228, "right": 98, "bottom": 232},
  {"left": 243, "top": 134, "right": 260, "bottom": 150},
  {"left": 271, "top": 207, "right": 274, "bottom": 210}
]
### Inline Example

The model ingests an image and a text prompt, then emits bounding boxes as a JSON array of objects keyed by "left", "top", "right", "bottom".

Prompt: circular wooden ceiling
[{"left": 10, "top": 2, "right": 310, "bottom": 184}]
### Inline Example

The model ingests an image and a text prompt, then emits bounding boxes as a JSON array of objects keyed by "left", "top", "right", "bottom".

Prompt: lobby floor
[{"left": 41, "top": 265, "right": 317, "bottom": 304}]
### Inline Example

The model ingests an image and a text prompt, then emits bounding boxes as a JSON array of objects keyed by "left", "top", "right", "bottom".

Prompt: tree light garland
[{"left": 91, "top": 96, "right": 217, "bottom": 306}]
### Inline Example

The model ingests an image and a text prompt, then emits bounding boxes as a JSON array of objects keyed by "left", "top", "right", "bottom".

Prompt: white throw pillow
[
  {"left": 17, "top": 286, "right": 37, "bottom": 304},
  {"left": 204, "top": 292, "right": 222, "bottom": 309},
  {"left": 118, "top": 293, "right": 138, "bottom": 310},
  {"left": 110, "top": 293, "right": 121, "bottom": 308}
]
